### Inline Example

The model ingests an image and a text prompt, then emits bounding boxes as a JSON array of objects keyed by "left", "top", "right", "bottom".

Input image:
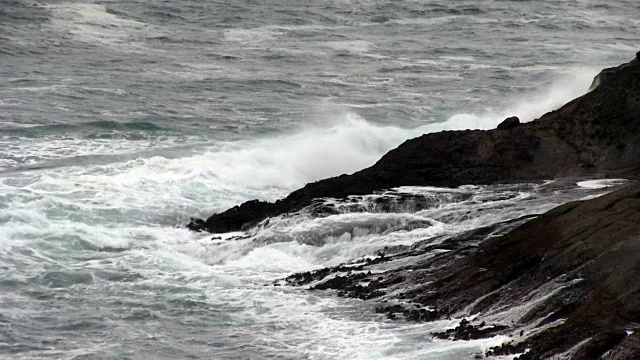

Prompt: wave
[
  {"left": 188, "top": 67, "right": 596, "bottom": 195},
  {"left": 14, "top": 67, "right": 597, "bottom": 205},
  {"left": 0, "top": 65, "right": 597, "bottom": 221},
  {"left": 435, "top": 66, "right": 598, "bottom": 131}
]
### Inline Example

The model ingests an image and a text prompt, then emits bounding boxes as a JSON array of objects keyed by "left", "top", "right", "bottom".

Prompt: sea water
[{"left": 0, "top": 1, "right": 638, "bottom": 359}]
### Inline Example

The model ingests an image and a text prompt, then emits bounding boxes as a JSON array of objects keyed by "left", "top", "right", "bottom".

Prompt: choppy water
[{"left": 0, "top": 0, "right": 638, "bottom": 359}]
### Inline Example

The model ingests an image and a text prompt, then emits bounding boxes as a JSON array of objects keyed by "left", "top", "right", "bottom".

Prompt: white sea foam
[
  {"left": 439, "top": 67, "right": 599, "bottom": 130},
  {"left": 2, "top": 0, "right": 638, "bottom": 358},
  {"left": 138, "top": 67, "right": 597, "bottom": 199},
  {"left": 223, "top": 28, "right": 284, "bottom": 43},
  {"left": 324, "top": 40, "right": 374, "bottom": 53},
  {"left": 577, "top": 178, "right": 628, "bottom": 189},
  {"left": 0, "top": 160, "right": 621, "bottom": 360},
  {"left": 0, "top": 65, "right": 597, "bottom": 215},
  {"left": 46, "top": 2, "right": 154, "bottom": 49}
]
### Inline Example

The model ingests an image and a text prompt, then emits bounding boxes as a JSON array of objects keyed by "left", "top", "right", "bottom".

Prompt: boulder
[{"left": 497, "top": 116, "right": 520, "bottom": 130}]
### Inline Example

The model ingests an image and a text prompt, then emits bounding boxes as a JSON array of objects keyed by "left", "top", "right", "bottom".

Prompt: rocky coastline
[
  {"left": 191, "top": 53, "right": 640, "bottom": 359},
  {"left": 190, "top": 52, "right": 640, "bottom": 234}
]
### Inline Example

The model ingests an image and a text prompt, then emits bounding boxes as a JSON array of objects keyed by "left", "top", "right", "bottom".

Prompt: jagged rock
[
  {"left": 412, "top": 182, "right": 640, "bottom": 359},
  {"left": 186, "top": 217, "right": 206, "bottom": 231},
  {"left": 497, "top": 116, "right": 520, "bottom": 130},
  {"left": 279, "top": 181, "right": 640, "bottom": 358},
  {"left": 486, "top": 341, "right": 528, "bottom": 357},
  {"left": 432, "top": 318, "right": 509, "bottom": 341},
  {"left": 375, "top": 304, "right": 441, "bottom": 322},
  {"left": 193, "top": 54, "right": 640, "bottom": 233}
]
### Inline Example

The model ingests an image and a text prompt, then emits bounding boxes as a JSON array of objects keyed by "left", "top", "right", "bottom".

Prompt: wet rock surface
[
  {"left": 485, "top": 341, "right": 529, "bottom": 358},
  {"left": 432, "top": 319, "right": 509, "bottom": 341},
  {"left": 279, "top": 182, "right": 640, "bottom": 358},
  {"left": 193, "top": 55, "right": 640, "bottom": 358}
]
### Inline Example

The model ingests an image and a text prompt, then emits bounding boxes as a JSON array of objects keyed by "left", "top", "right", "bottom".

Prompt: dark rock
[
  {"left": 571, "top": 330, "right": 628, "bottom": 360},
  {"left": 192, "top": 54, "right": 640, "bottom": 233},
  {"left": 186, "top": 217, "right": 206, "bottom": 231},
  {"left": 413, "top": 182, "right": 640, "bottom": 358},
  {"left": 486, "top": 341, "right": 528, "bottom": 357},
  {"left": 277, "top": 181, "right": 640, "bottom": 358},
  {"left": 432, "top": 318, "right": 509, "bottom": 341},
  {"left": 589, "top": 55, "right": 639, "bottom": 91},
  {"left": 190, "top": 54, "right": 640, "bottom": 357},
  {"left": 497, "top": 116, "right": 521, "bottom": 130},
  {"left": 204, "top": 199, "right": 276, "bottom": 233},
  {"left": 375, "top": 304, "right": 441, "bottom": 322}
]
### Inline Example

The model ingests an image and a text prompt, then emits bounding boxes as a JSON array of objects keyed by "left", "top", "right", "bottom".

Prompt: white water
[
  {"left": 2, "top": 0, "right": 638, "bottom": 358},
  {"left": 0, "top": 153, "right": 614, "bottom": 359},
  {"left": 0, "top": 60, "right": 611, "bottom": 360}
]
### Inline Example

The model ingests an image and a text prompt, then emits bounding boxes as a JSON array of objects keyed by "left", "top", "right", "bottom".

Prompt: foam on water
[
  {"left": 2, "top": 63, "right": 595, "bottom": 189},
  {"left": 0, "top": 64, "right": 612, "bottom": 358},
  {"left": 1, "top": 154, "right": 605, "bottom": 359},
  {"left": 576, "top": 178, "right": 628, "bottom": 189},
  {"left": 46, "top": 2, "right": 151, "bottom": 48},
  {"left": 2, "top": 0, "right": 638, "bottom": 358},
  {"left": 441, "top": 67, "right": 599, "bottom": 130},
  {"left": 0, "top": 193, "right": 516, "bottom": 359}
]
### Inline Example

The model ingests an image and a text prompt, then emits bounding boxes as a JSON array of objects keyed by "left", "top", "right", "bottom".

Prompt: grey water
[{"left": 0, "top": 0, "right": 638, "bottom": 359}]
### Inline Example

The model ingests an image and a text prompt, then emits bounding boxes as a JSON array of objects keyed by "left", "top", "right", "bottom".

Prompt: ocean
[{"left": 0, "top": 0, "right": 639, "bottom": 359}]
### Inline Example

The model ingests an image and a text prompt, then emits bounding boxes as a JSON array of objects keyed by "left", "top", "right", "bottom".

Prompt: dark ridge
[{"left": 190, "top": 53, "right": 640, "bottom": 233}]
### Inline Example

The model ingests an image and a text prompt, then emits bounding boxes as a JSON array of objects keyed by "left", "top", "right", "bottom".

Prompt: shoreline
[
  {"left": 191, "top": 53, "right": 640, "bottom": 359},
  {"left": 190, "top": 53, "right": 640, "bottom": 235}
]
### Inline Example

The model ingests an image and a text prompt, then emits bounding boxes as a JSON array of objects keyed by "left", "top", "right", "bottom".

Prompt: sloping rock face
[
  {"left": 415, "top": 182, "right": 640, "bottom": 359},
  {"left": 191, "top": 54, "right": 640, "bottom": 233},
  {"left": 280, "top": 182, "right": 640, "bottom": 359}
]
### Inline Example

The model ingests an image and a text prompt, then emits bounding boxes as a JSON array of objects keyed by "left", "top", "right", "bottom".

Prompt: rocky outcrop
[
  {"left": 190, "top": 53, "right": 640, "bottom": 233},
  {"left": 280, "top": 181, "right": 640, "bottom": 359},
  {"left": 589, "top": 51, "right": 640, "bottom": 90},
  {"left": 187, "top": 53, "right": 640, "bottom": 357},
  {"left": 414, "top": 181, "right": 640, "bottom": 359},
  {"left": 497, "top": 116, "right": 521, "bottom": 130}
]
